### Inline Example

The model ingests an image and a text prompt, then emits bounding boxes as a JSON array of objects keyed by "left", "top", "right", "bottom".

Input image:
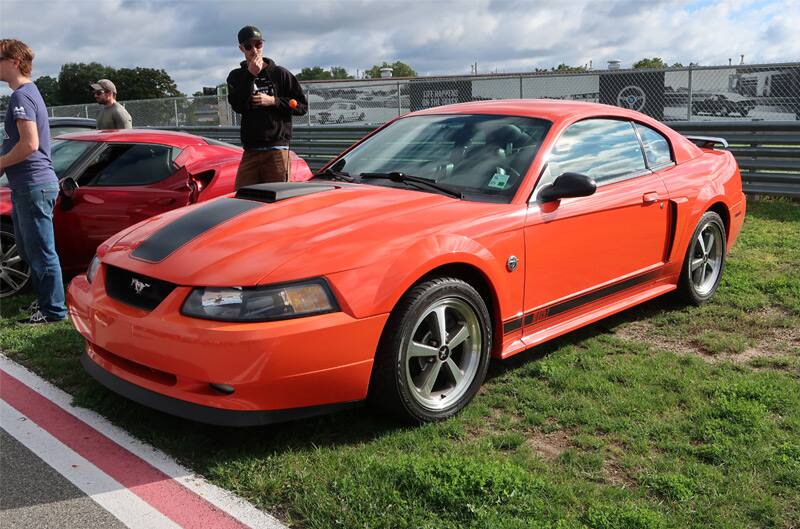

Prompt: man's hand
[
  {"left": 247, "top": 57, "right": 264, "bottom": 76},
  {"left": 251, "top": 93, "right": 276, "bottom": 107}
]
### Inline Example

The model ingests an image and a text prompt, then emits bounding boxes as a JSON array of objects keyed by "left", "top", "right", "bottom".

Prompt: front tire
[
  {"left": 0, "top": 222, "right": 32, "bottom": 298},
  {"left": 369, "top": 277, "right": 492, "bottom": 423},
  {"left": 677, "top": 211, "right": 726, "bottom": 305}
]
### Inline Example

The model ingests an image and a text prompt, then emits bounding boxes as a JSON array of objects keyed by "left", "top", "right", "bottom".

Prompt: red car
[
  {"left": 68, "top": 100, "right": 745, "bottom": 426},
  {"left": 0, "top": 129, "right": 312, "bottom": 297}
]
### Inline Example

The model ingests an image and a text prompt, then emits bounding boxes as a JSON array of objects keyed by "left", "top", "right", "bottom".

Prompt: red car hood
[{"left": 101, "top": 184, "right": 499, "bottom": 287}]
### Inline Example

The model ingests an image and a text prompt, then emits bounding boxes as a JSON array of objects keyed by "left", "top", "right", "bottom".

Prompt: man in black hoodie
[{"left": 227, "top": 26, "right": 307, "bottom": 189}]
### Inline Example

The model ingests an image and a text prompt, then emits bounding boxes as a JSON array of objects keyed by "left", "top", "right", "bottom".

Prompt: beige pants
[{"left": 234, "top": 149, "right": 291, "bottom": 190}]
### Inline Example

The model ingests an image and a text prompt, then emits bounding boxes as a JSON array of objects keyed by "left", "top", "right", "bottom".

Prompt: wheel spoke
[
  {"left": 705, "top": 232, "right": 715, "bottom": 255},
  {"left": 1, "top": 273, "right": 20, "bottom": 291},
  {"left": 6, "top": 268, "right": 29, "bottom": 280},
  {"left": 5, "top": 255, "right": 22, "bottom": 265},
  {"left": 432, "top": 306, "right": 448, "bottom": 347},
  {"left": 408, "top": 341, "right": 438, "bottom": 358},
  {"left": 697, "top": 233, "right": 706, "bottom": 255},
  {"left": 445, "top": 358, "right": 463, "bottom": 385},
  {"left": 690, "top": 258, "right": 704, "bottom": 272},
  {"left": 420, "top": 361, "right": 443, "bottom": 397},
  {"left": 447, "top": 325, "right": 469, "bottom": 350},
  {"left": 3, "top": 244, "right": 17, "bottom": 261}
]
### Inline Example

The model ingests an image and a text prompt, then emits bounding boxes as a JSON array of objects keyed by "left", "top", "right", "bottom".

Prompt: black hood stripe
[{"left": 131, "top": 198, "right": 262, "bottom": 263}]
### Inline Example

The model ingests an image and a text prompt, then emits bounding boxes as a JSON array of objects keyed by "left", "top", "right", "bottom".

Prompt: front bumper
[{"left": 68, "top": 268, "right": 388, "bottom": 424}]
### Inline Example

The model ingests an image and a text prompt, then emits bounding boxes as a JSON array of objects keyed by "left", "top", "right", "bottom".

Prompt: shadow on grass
[{"left": 61, "top": 292, "right": 689, "bottom": 469}]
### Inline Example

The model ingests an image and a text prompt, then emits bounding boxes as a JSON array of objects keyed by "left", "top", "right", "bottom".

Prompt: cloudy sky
[{"left": 1, "top": 0, "right": 798, "bottom": 97}]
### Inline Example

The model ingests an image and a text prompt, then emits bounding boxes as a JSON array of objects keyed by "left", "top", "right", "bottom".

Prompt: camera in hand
[{"left": 252, "top": 74, "right": 275, "bottom": 96}]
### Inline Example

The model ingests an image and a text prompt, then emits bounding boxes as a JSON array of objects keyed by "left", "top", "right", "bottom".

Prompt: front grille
[{"left": 105, "top": 265, "right": 176, "bottom": 311}]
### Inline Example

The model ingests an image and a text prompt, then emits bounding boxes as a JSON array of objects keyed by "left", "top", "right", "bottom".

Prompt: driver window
[
  {"left": 77, "top": 144, "right": 174, "bottom": 187},
  {"left": 546, "top": 119, "right": 647, "bottom": 187}
]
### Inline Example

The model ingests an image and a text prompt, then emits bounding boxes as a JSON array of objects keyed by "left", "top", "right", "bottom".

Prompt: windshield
[
  {"left": 323, "top": 114, "right": 551, "bottom": 201},
  {"left": 0, "top": 139, "right": 97, "bottom": 187}
]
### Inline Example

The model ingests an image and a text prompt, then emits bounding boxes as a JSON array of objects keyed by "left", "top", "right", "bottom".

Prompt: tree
[
  {"left": 633, "top": 57, "right": 669, "bottom": 69},
  {"left": 366, "top": 61, "right": 416, "bottom": 79},
  {"left": 297, "top": 66, "right": 353, "bottom": 81},
  {"left": 0, "top": 94, "right": 10, "bottom": 112},
  {"left": 56, "top": 62, "right": 183, "bottom": 104},
  {"left": 297, "top": 66, "right": 332, "bottom": 81},
  {"left": 552, "top": 63, "right": 588, "bottom": 73},
  {"left": 58, "top": 62, "right": 115, "bottom": 104},
  {"left": 330, "top": 66, "right": 352, "bottom": 80},
  {"left": 35, "top": 75, "right": 61, "bottom": 106},
  {"left": 113, "top": 67, "right": 183, "bottom": 100}
]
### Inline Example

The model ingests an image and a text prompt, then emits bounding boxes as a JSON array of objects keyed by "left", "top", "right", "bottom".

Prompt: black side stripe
[
  {"left": 131, "top": 198, "right": 262, "bottom": 263},
  {"left": 503, "top": 317, "right": 523, "bottom": 335},
  {"left": 523, "top": 270, "right": 661, "bottom": 326}
]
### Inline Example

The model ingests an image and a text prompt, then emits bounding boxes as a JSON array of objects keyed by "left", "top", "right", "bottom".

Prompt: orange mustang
[{"left": 68, "top": 100, "right": 745, "bottom": 426}]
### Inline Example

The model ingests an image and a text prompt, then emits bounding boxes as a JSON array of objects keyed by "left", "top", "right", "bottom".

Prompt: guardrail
[{"left": 168, "top": 121, "right": 800, "bottom": 197}]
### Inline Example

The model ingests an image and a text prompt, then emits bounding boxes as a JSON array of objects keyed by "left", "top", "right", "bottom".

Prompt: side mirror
[
  {"left": 538, "top": 172, "right": 596, "bottom": 203},
  {"left": 60, "top": 177, "right": 79, "bottom": 198}
]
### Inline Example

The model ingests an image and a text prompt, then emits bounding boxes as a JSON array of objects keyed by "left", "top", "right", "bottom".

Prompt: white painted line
[
  {"left": 1, "top": 399, "right": 182, "bottom": 529},
  {"left": 0, "top": 355, "right": 288, "bottom": 529}
]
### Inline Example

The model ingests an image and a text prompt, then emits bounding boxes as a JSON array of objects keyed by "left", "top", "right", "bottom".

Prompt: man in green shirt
[{"left": 91, "top": 79, "right": 132, "bottom": 129}]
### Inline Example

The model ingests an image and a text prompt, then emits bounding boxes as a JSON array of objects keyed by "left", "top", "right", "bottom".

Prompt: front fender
[{"left": 326, "top": 230, "right": 524, "bottom": 321}]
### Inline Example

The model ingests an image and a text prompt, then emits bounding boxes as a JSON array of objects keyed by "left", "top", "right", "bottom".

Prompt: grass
[{"left": 1, "top": 198, "right": 799, "bottom": 529}]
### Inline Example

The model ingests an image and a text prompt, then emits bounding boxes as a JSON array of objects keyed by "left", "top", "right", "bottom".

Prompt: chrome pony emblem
[{"left": 131, "top": 278, "right": 151, "bottom": 295}]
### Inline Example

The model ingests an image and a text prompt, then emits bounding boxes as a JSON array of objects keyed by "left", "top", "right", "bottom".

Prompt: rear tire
[
  {"left": 0, "top": 222, "right": 32, "bottom": 298},
  {"left": 368, "top": 277, "right": 492, "bottom": 423},
  {"left": 677, "top": 211, "right": 726, "bottom": 305}
]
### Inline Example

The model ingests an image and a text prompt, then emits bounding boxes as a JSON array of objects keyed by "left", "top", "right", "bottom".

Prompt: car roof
[
  {"left": 401, "top": 98, "right": 702, "bottom": 165},
  {"left": 55, "top": 128, "right": 212, "bottom": 148},
  {"left": 409, "top": 99, "right": 661, "bottom": 123}
]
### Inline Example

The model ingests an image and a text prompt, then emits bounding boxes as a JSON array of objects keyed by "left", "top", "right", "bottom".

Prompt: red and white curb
[{"left": 0, "top": 355, "right": 288, "bottom": 529}]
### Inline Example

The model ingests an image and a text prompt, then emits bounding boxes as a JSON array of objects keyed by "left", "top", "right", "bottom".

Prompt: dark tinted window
[
  {"left": 81, "top": 144, "right": 174, "bottom": 186},
  {"left": 51, "top": 140, "right": 97, "bottom": 178},
  {"left": 546, "top": 119, "right": 647, "bottom": 185},
  {"left": 635, "top": 123, "right": 673, "bottom": 167}
]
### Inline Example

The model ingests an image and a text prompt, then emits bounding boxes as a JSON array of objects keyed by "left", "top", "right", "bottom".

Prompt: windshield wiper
[
  {"left": 314, "top": 167, "right": 354, "bottom": 182},
  {"left": 359, "top": 172, "right": 462, "bottom": 199}
]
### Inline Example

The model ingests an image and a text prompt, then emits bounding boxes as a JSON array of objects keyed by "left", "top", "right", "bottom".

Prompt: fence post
[
  {"left": 174, "top": 99, "right": 179, "bottom": 127},
  {"left": 397, "top": 81, "right": 402, "bottom": 116},
  {"left": 307, "top": 88, "right": 311, "bottom": 126},
  {"left": 84, "top": 105, "right": 89, "bottom": 118},
  {"left": 686, "top": 65, "right": 693, "bottom": 121},
  {"left": 519, "top": 76, "right": 523, "bottom": 99}
]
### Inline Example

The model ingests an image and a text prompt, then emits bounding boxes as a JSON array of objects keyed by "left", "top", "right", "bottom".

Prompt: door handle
[
  {"left": 155, "top": 197, "right": 176, "bottom": 206},
  {"left": 642, "top": 192, "right": 660, "bottom": 204}
]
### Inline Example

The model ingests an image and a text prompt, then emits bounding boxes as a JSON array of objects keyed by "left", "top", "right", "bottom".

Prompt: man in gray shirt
[{"left": 91, "top": 78, "right": 132, "bottom": 129}]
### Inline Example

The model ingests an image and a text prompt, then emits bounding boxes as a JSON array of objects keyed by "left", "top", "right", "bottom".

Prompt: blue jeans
[{"left": 11, "top": 183, "right": 67, "bottom": 320}]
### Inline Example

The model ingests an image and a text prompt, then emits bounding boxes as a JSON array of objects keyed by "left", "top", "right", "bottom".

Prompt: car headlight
[
  {"left": 86, "top": 255, "right": 101, "bottom": 284},
  {"left": 181, "top": 278, "right": 339, "bottom": 322}
]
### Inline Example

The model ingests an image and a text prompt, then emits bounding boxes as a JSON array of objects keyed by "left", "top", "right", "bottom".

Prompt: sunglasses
[
  {"left": 93, "top": 90, "right": 107, "bottom": 96},
  {"left": 242, "top": 39, "right": 263, "bottom": 51}
]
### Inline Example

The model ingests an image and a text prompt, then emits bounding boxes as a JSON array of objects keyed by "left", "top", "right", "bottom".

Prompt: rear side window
[
  {"left": 81, "top": 144, "right": 175, "bottom": 186},
  {"left": 546, "top": 119, "right": 647, "bottom": 186},
  {"left": 635, "top": 123, "right": 673, "bottom": 167}
]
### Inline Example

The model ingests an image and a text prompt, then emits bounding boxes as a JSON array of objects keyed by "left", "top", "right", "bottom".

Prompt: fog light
[{"left": 209, "top": 383, "right": 235, "bottom": 395}]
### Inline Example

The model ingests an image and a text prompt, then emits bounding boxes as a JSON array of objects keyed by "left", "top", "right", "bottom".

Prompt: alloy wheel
[{"left": 404, "top": 297, "right": 482, "bottom": 411}]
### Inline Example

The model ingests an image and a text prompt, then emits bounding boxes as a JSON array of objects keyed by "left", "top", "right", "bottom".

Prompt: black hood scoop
[{"left": 235, "top": 182, "right": 338, "bottom": 204}]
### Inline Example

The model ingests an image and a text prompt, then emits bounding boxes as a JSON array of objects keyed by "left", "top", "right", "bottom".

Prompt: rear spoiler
[{"left": 684, "top": 135, "right": 729, "bottom": 149}]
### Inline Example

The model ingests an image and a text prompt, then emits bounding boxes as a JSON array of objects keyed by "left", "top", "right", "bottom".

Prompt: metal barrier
[{"left": 169, "top": 121, "right": 800, "bottom": 197}]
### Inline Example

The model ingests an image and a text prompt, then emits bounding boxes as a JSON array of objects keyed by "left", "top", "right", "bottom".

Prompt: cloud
[{"left": 1, "top": 0, "right": 797, "bottom": 97}]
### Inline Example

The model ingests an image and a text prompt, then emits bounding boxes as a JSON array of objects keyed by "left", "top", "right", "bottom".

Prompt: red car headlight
[
  {"left": 86, "top": 255, "right": 101, "bottom": 284},
  {"left": 180, "top": 278, "right": 339, "bottom": 322}
]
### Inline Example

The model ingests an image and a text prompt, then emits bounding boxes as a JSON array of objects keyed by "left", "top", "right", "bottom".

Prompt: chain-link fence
[{"left": 37, "top": 62, "right": 800, "bottom": 128}]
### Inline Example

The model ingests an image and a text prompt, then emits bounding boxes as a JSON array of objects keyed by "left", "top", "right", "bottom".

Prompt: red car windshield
[{"left": 327, "top": 114, "right": 551, "bottom": 202}]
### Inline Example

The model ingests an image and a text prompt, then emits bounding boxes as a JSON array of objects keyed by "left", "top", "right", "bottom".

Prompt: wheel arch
[{"left": 706, "top": 201, "right": 731, "bottom": 242}]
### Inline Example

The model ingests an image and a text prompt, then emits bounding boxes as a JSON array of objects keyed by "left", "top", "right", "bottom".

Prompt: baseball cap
[
  {"left": 90, "top": 79, "right": 117, "bottom": 94},
  {"left": 237, "top": 26, "right": 262, "bottom": 44}
]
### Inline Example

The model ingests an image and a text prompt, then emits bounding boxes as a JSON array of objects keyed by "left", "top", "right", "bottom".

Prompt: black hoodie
[{"left": 226, "top": 58, "right": 308, "bottom": 149}]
